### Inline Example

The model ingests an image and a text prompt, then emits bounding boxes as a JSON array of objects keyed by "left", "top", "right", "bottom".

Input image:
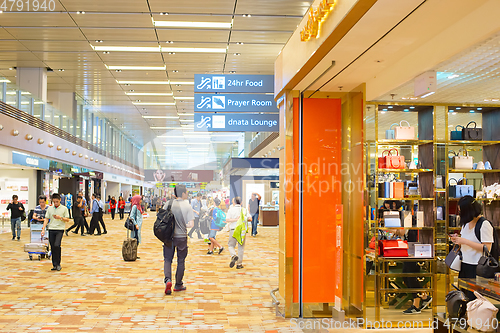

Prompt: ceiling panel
[
  {"left": 0, "top": 13, "right": 75, "bottom": 27},
  {"left": 0, "top": 52, "right": 41, "bottom": 61},
  {"left": 19, "top": 41, "right": 92, "bottom": 52},
  {"left": 81, "top": 28, "right": 158, "bottom": 42},
  {"left": 232, "top": 16, "right": 298, "bottom": 31},
  {"left": 230, "top": 30, "right": 292, "bottom": 44},
  {"left": 0, "top": 28, "right": 15, "bottom": 39},
  {"left": 32, "top": 51, "right": 102, "bottom": 62},
  {"left": 148, "top": 0, "right": 237, "bottom": 14},
  {"left": 4, "top": 27, "right": 86, "bottom": 40},
  {"left": 60, "top": 0, "right": 150, "bottom": 12},
  {"left": 71, "top": 13, "right": 153, "bottom": 28},
  {"left": 0, "top": 41, "right": 30, "bottom": 51},
  {"left": 235, "top": 0, "right": 311, "bottom": 16},
  {"left": 98, "top": 53, "right": 164, "bottom": 62}
]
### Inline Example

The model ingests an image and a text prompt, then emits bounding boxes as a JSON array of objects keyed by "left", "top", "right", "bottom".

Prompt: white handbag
[
  {"left": 394, "top": 120, "right": 415, "bottom": 140},
  {"left": 453, "top": 149, "right": 474, "bottom": 169},
  {"left": 467, "top": 291, "right": 499, "bottom": 332}
]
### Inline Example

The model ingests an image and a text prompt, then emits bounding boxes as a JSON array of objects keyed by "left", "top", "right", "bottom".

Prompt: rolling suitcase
[{"left": 122, "top": 229, "right": 137, "bottom": 261}]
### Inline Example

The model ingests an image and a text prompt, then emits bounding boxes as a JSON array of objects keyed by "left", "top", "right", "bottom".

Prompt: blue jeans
[
  {"left": 11, "top": 217, "right": 21, "bottom": 239},
  {"left": 251, "top": 213, "right": 259, "bottom": 235}
]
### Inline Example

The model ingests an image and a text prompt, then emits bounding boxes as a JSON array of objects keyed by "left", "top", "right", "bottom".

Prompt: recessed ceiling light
[
  {"left": 404, "top": 109, "right": 409, "bottom": 112},
  {"left": 449, "top": 109, "right": 454, "bottom": 112},
  {"left": 8, "top": 67, "right": 13, "bottom": 70},
  {"left": 165, "top": 41, "right": 174, "bottom": 44},
  {"left": 168, "top": 52, "right": 175, "bottom": 55},
  {"left": 95, "top": 40, "right": 103, "bottom": 43},
  {"left": 456, "top": 107, "right": 461, "bottom": 110},
  {"left": 470, "top": 110, "right": 475, "bottom": 113},
  {"left": 493, "top": 99, "right": 500, "bottom": 102},
  {"left": 115, "top": 69, "right": 122, "bottom": 72},
  {"left": 135, "top": 99, "right": 141, "bottom": 102},
  {"left": 159, "top": 12, "right": 168, "bottom": 15},
  {"left": 477, "top": 108, "right": 483, "bottom": 110},
  {"left": 103, "top": 51, "right": 110, "bottom": 54},
  {"left": 77, "top": 11, "right": 85, "bottom": 14},
  {"left": 177, "top": 90, "right": 182, "bottom": 93},
  {"left": 153, "top": 21, "right": 232, "bottom": 29},
  {"left": 380, "top": 111, "right": 386, "bottom": 114},
  {"left": 176, "top": 84, "right": 181, "bottom": 87},
  {"left": 242, "top": 14, "right": 251, "bottom": 17},
  {"left": 410, "top": 106, "right": 415, "bottom": 109},
  {"left": 229, "top": 71, "right": 236, "bottom": 74},
  {"left": 124, "top": 83, "right": 130, "bottom": 86},
  {"left": 236, "top": 42, "right": 244, "bottom": 45},
  {"left": 129, "top": 89, "right": 135, "bottom": 92},
  {"left": 382, "top": 109, "right": 388, "bottom": 111},
  {"left": 58, "top": 69, "right": 65, "bottom": 71},
  {"left": 388, "top": 106, "right": 393, "bottom": 109},
  {"left": 172, "top": 70, "right": 179, "bottom": 73},
  {"left": 234, "top": 53, "right": 241, "bottom": 56}
]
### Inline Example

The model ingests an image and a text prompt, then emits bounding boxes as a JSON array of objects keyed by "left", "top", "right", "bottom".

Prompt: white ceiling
[{"left": 0, "top": 0, "right": 312, "bottom": 169}]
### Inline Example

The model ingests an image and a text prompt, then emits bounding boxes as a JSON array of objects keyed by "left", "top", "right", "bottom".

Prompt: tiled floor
[{"left": 0, "top": 215, "right": 299, "bottom": 332}]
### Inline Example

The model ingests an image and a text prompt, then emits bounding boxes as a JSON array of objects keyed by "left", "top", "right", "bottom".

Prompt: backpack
[
  {"left": 28, "top": 209, "right": 34, "bottom": 222},
  {"left": 199, "top": 210, "right": 211, "bottom": 235},
  {"left": 214, "top": 208, "right": 226, "bottom": 229},
  {"left": 475, "top": 217, "right": 500, "bottom": 261},
  {"left": 153, "top": 200, "right": 176, "bottom": 246}
]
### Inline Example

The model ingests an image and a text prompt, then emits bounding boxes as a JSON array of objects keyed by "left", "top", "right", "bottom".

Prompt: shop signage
[
  {"left": 194, "top": 74, "right": 274, "bottom": 93},
  {"left": 145, "top": 170, "right": 214, "bottom": 183},
  {"left": 194, "top": 113, "right": 279, "bottom": 132},
  {"left": 301, "top": 0, "right": 337, "bottom": 42},
  {"left": 194, "top": 94, "right": 277, "bottom": 112},
  {"left": 71, "top": 167, "right": 80, "bottom": 173},
  {"left": 12, "top": 152, "right": 49, "bottom": 169}
]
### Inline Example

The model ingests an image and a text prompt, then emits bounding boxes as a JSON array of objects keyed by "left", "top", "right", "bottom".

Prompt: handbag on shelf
[
  {"left": 378, "top": 239, "right": 408, "bottom": 257},
  {"left": 445, "top": 244, "right": 462, "bottom": 272},
  {"left": 462, "top": 121, "right": 483, "bottom": 141},
  {"left": 467, "top": 291, "right": 499, "bottom": 332},
  {"left": 385, "top": 123, "right": 399, "bottom": 140},
  {"left": 476, "top": 245, "right": 499, "bottom": 278},
  {"left": 394, "top": 120, "right": 415, "bottom": 140},
  {"left": 452, "top": 149, "right": 474, "bottom": 169},
  {"left": 456, "top": 178, "right": 474, "bottom": 198},
  {"left": 378, "top": 149, "right": 405, "bottom": 169},
  {"left": 449, "top": 214, "right": 460, "bottom": 228},
  {"left": 449, "top": 178, "right": 458, "bottom": 198},
  {"left": 446, "top": 285, "right": 469, "bottom": 319},
  {"left": 383, "top": 210, "right": 401, "bottom": 227},
  {"left": 450, "top": 125, "right": 464, "bottom": 140}
]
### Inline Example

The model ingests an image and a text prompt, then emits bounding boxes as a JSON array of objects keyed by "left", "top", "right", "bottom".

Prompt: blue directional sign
[
  {"left": 194, "top": 113, "right": 279, "bottom": 132},
  {"left": 195, "top": 94, "right": 277, "bottom": 112},
  {"left": 195, "top": 74, "right": 274, "bottom": 93}
]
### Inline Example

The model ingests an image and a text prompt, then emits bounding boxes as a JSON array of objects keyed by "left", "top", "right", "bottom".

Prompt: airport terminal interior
[{"left": 3, "top": 0, "right": 500, "bottom": 332}]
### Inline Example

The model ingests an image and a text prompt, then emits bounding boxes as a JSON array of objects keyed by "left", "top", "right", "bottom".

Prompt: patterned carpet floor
[{"left": 0, "top": 215, "right": 297, "bottom": 332}]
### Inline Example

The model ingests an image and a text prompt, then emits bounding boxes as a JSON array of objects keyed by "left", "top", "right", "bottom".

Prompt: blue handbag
[
  {"left": 450, "top": 125, "right": 464, "bottom": 140},
  {"left": 385, "top": 123, "right": 399, "bottom": 140},
  {"left": 455, "top": 178, "right": 474, "bottom": 198}
]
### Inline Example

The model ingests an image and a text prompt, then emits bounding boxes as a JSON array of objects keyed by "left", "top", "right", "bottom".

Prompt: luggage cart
[{"left": 24, "top": 222, "right": 51, "bottom": 261}]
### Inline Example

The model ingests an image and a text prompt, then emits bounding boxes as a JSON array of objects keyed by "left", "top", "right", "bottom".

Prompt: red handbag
[
  {"left": 378, "top": 239, "right": 409, "bottom": 257},
  {"left": 378, "top": 148, "right": 405, "bottom": 169}
]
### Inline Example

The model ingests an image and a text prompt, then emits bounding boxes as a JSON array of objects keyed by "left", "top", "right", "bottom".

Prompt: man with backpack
[
  {"left": 207, "top": 198, "right": 225, "bottom": 255},
  {"left": 163, "top": 185, "right": 194, "bottom": 296}
]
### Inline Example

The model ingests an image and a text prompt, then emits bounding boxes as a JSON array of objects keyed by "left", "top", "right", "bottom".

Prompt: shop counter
[
  {"left": 260, "top": 207, "right": 279, "bottom": 226},
  {"left": 459, "top": 277, "right": 500, "bottom": 302}
]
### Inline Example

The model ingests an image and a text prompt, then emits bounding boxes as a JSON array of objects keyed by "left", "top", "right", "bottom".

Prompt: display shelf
[
  {"left": 377, "top": 197, "right": 434, "bottom": 201},
  {"left": 378, "top": 139, "right": 434, "bottom": 146},
  {"left": 377, "top": 227, "right": 435, "bottom": 231},
  {"left": 378, "top": 169, "right": 433, "bottom": 173},
  {"left": 449, "top": 197, "right": 500, "bottom": 201},
  {"left": 449, "top": 169, "right": 500, "bottom": 173},
  {"left": 447, "top": 140, "right": 499, "bottom": 146}
]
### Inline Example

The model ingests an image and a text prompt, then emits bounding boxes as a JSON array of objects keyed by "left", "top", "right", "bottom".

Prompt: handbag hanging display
[
  {"left": 462, "top": 121, "right": 483, "bottom": 141},
  {"left": 455, "top": 178, "right": 474, "bottom": 198},
  {"left": 394, "top": 120, "right": 415, "bottom": 140},
  {"left": 450, "top": 125, "right": 464, "bottom": 140},
  {"left": 452, "top": 149, "right": 474, "bottom": 169},
  {"left": 378, "top": 148, "right": 405, "bottom": 169},
  {"left": 476, "top": 245, "right": 499, "bottom": 278},
  {"left": 445, "top": 285, "right": 469, "bottom": 319},
  {"left": 467, "top": 291, "right": 499, "bottom": 332},
  {"left": 445, "top": 244, "right": 462, "bottom": 272},
  {"left": 378, "top": 239, "right": 409, "bottom": 257},
  {"left": 385, "top": 123, "right": 399, "bottom": 140},
  {"left": 449, "top": 178, "right": 458, "bottom": 198}
]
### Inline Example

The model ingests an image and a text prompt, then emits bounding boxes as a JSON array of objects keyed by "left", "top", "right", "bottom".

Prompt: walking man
[
  {"left": 188, "top": 192, "right": 203, "bottom": 239},
  {"left": 32, "top": 195, "right": 48, "bottom": 224},
  {"left": 66, "top": 195, "right": 85, "bottom": 236},
  {"left": 7, "top": 195, "right": 25, "bottom": 241},
  {"left": 41, "top": 193, "right": 70, "bottom": 271},
  {"left": 97, "top": 195, "right": 107, "bottom": 234},
  {"left": 75, "top": 191, "right": 89, "bottom": 234},
  {"left": 163, "top": 185, "right": 194, "bottom": 296},
  {"left": 226, "top": 197, "right": 252, "bottom": 269},
  {"left": 248, "top": 193, "right": 261, "bottom": 237},
  {"left": 88, "top": 194, "right": 101, "bottom": 236}
]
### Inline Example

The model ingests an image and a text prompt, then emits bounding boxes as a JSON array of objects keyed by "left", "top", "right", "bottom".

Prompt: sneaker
[
  {"left": 219, "top": 247, "right": 224, "bottom": 255},
  {"left": 165, "top": 279, "right": 172, "bottom": 295},
  {"left": 51, "top": 267, "right": 57, "bottom": 271},
  {"left": 230, "top": 256, "right": 238, "bottom": 268},
  {"left": 174, "top": 285, "right": 186, "bottom": 292},
  {"left": 207, "top": 251, "right": 213, "bottom": 255},
  {"left": 17, "top": 237, "right": 20, "bottom": 241},
  {"left": 103, "top": 231, "right": 107, "bottom": 234},
  {"left": 65, "top": 230, "right": 69, "bottom": 236},
  {"left": 72, "top": 231, "right": 78, "bottom": 234},
  {"left": 81, "top": 234, "right": 86, "bottom": 236},
  {"left": 236, "top": 265, "right": 244, "bottom": 269},
  {"left": 403, "top": 305, "right": 421, "bottom": 314},
  {"left": 12, "top": 237, "right": 15, "bottom": 240},
  {"left": 419, "top": 297, "right": 432, "bottom": 311}
]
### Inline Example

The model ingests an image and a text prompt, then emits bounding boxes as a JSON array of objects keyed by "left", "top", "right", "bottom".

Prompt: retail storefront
[{"left": 274, "top": 0, "right": 500, "bottom": 326}]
